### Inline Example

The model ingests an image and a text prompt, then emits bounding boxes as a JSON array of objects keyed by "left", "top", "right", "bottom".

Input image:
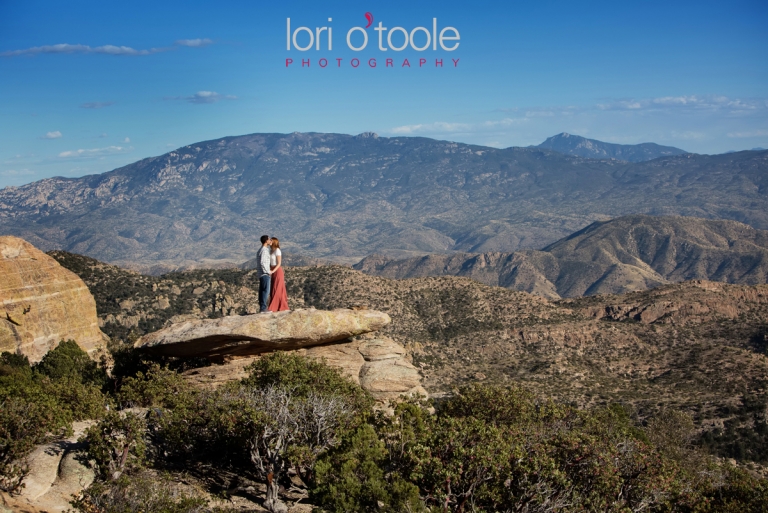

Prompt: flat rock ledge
[{"left": 135, "top": 308, "right": 391, "bottom": 358}]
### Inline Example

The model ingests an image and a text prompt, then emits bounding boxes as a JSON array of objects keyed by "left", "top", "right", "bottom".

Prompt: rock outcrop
[
  {"left": 0, "top": 236, "right": 107, "bottom": 363},
  {"left": 15, "top": 421, "right": 95, "bottom": 513},
  {"left": 135, "top": 308, "right": 391, "bottom": 358},
  {"left": 183, "top": 334, "right": 427, "bottom": 405}
]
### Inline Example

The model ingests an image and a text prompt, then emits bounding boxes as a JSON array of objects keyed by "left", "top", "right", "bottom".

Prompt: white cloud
[
  {"left": 123, "top": 137, "right": 131, "bottom": 143},
  {"left": 597, "top": 95, "right": 767, "bottom": 113},
  {"left": 58, "top": 146, "right": 131, "bottom": 158},
  {"left": 482, "top": 117, "right": 529, "bottom": 127},
  {"left": 0, "top": 169, "right": 34, "bottom": 177},
  {"left": 391, "top": 121, "right": 471, "bottom": 134},
  {"left": 727, "top": 129, "right": 768, "bottom": 138},
  {"left": 81, "top": 101, "right": 115, "bottom": 109},
  {"left": 1, "top": 39, "right": 214, "bottom": 57},
  {"left": 189, "top": 91, "right": 221, "bottom": 104},
  {"left": 390, "top": 118, "right": 529, "bottom": 135},
  {"left": 42, "top": 131, "right": 62, "bottom": 139},
  {"left": 176, "top": 38, "right": 213, "bottom": 47},
  {"left": 1, "top": 44, "right": 163, "bottom": 57},
  {"left": 669, "top": 131, "right": 708, "bottom": 140},
  {"left": 164, "top": 91, "right": 238, "bottom": 104}
]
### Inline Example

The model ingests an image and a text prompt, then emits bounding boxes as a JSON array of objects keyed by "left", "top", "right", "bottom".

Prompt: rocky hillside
[
  {"left": 354, "top": 215, "right": 768, "bottom": 298},
  {"left": 51, "top": 251, "right": 768, "bottom": 464},
  {"left": 537, "top": 132, "right": 688, "bottom": 161},
  {"left": 3, "top": 132, "right": 767, "bottom": 269}
]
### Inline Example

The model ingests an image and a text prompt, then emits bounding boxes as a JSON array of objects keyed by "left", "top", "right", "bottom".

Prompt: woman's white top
[{"left": 270, "top": 248, "right": 281, "bottom": 267}]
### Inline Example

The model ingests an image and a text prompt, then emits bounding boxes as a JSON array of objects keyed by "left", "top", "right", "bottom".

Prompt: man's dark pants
[{"left": 259, "top": 274, "right": 271, "bottom": 312}]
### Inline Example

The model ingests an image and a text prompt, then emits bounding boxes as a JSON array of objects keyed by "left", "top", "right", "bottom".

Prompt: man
[{"left": 256, "top": 235, "right": 272, "bottom": 313}]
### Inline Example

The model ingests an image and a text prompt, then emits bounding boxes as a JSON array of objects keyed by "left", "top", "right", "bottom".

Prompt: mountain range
[
  {"left": 354, "top": 215, "right": 768, "bottom": 298},
  {"left": 1, "top": 132, "right": 767, "bottom": 270},
  {"left": 536, "top": 132, "right": 688, "bottom": 161}
]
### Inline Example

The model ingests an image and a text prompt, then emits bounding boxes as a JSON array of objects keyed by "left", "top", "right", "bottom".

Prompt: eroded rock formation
[
  {"left": 183, "top": 334, "right": 427, "bottom": 405},
  {"left": 0, "top": 236, "right": 107, "bottom": 363},
  {"left": 134, "top": 308, "right": 391, "bottom": 358},
  {"left": 15, "top": 421, "right": 95, "bottom": 513}
]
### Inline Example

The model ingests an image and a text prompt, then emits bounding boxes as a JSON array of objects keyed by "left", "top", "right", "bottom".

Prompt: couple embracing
[{"left": 256, "top": 235, "right": 289, "bottom": 313}]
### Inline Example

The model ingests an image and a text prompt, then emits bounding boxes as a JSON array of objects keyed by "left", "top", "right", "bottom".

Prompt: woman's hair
[{"left": 270, "top": 237, "right": 280, "bottom": 249}]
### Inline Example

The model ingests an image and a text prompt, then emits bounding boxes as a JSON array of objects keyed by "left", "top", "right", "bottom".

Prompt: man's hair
[{"left": 260, "top": 235, "right": 270, "bottom": 244}]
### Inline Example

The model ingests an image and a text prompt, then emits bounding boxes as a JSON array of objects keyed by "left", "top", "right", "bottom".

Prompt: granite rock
[
  {"left": 135, "top": 308, "right": 391, "bottom": 358},
  {"left": 0, "top": 236, "right": 107, "bottom": 363},
  {"left": 17, "top": 421, "right": 95, "bottom": 513},
  {"left": 183, "top": 335, "right": 426, "bottom": 406}
]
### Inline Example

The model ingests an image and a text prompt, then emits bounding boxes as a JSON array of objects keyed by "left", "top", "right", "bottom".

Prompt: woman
[{"left": 268, "top": 237, "right": 289, "bottom": 312}]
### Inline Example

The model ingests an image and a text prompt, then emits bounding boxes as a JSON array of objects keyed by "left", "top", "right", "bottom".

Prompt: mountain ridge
[
  {"left": 536, "top": 132, "right": 688, "bottom": 161},
  {"left": 1, "top": 132, "right": 767, "bottom": 269},
  {"left": 354, "top": 215, "right": 768, "bottom": 298}
]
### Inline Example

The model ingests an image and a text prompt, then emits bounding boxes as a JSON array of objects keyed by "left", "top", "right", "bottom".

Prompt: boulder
[
  {"left": 183, "top": 335, "right": 427, "bottom": 406},
  {"left": 16, "top": 421, "right": 95, "bottom": 513},
  {"left": 356, "top": 337, "right": 427, "bottom": 402},
  {"left": 0, "top": 236, "right": 107, "bottom": 363},
  {"left": 135, "top": 308, "right": 391, "bottom": 358}
]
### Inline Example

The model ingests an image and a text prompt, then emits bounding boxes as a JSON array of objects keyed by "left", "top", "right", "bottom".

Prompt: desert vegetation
[
  {"left": 3, "top": 343, "right": 768, "bottom": 512},
  {"left": 1, "top": 251, "right": 759, "bottom": 510}
]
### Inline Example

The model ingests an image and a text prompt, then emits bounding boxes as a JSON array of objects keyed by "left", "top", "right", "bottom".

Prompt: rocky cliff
[{"left": 0, "top": 237, "right": 107, "bottom": 362}]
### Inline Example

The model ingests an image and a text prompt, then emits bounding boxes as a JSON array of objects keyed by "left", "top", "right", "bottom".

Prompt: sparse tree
[{"left": 224, "top": 385, "right": 352, "bottom": 513}]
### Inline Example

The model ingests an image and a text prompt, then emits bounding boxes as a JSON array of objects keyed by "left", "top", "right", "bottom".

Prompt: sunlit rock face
[
  {"left": 134, "top": 307, "right": 391, "bottom": 358},
  {"left": 0, "top": 236, "right": 108, "bottom": 363}
]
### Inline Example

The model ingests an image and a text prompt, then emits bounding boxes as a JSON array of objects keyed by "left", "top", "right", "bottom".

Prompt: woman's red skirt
[{"left": 268, "top": 267, "right": 289, "bottom": 312}]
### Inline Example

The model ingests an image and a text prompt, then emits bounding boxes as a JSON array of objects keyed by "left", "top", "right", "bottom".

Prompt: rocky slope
[
  {"left": 354, "top": 215, "right": 768, "bottom": 298},
  {"left": 51, "top": 251, "right": 768, "bottom": 463},
  {"left": 2, "top": 132, "right": 767, "bottom": 268},
  {"left": 0, "top": 237, "right": 107, "bottom": 362},
  {"left": 537, "top": 132, "right": 688, "bottom": 161}
]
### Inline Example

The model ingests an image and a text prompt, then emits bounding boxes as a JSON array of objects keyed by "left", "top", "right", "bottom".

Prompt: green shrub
[
  {"left": 35, "top": 339, "right": 107, "bottom": 388},
  {"left": 0, "top": 396, "right": 69, "bottom": 492},
  {"left": 82, "top": 410, "right": 148, "bottom": 480},
  {"left": 0, "top": 343, "right": 108, "bottom": 490},
  {"left": 71, "top": 470, "right": 219, "bottom": 513},
  {"left": 0, "top": 348, "right": 108, "bottom": 491},
  {"left": 0, "top": 352, "right": 31, "bottom": 378},
  {"left": 312, "top": 423, "right": 424, "bottom": 513},
  {"left": 109, "top": 346, "right": 210, "bottom": 387},
  {"left": 144, "top": 354, "right": 375, "bottom": 512},
  {"left": 117, "top": 363, "right": 194, "bottom": 409},
  {"left": 241, "top": 352, "right": 374, "bottom": 415},
  {"left": 316, "top": 386, "right": 698, "bottom": 512}
]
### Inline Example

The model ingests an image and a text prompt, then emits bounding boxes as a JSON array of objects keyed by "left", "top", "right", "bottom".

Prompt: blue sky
[{"left": 1, "top": 0, "right": 767, "bottom": 187}]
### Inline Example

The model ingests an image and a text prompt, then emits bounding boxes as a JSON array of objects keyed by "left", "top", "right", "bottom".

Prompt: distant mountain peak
[{"left": 538, "top": 133, "right": 687, "bottom": 162}]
